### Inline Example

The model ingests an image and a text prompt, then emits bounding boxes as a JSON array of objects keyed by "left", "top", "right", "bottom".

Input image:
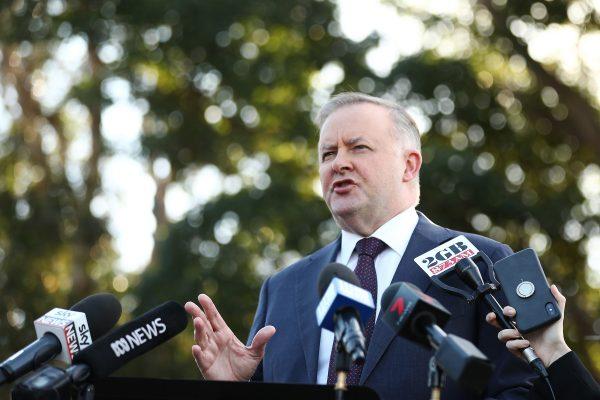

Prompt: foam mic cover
[
  {"left": 73, "top": 301, "right": 187, "bottom": 380},
  {"left": 381, "top": 282, "right": 451, "bottom": 347},
  {"left": 381, "top": 283, "right": 493, "bottom": 394},
  {"left": 32, "top": 293, "right": 123, "bottom": 364},
  {"left": 0, "top": 293, "right": 121, "bottom": 385},
  {"left": 315, "top": 263, "right": 374, "bottom": 332},
  {"left": 70, "top": 293, "right": 122, "bottom": 341},
  {"left": 317, "top": 262, "right": 361, "bottom": 297}
]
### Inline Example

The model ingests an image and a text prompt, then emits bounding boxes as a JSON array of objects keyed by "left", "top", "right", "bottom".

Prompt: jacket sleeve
[
  {"left": 530, "top": 351, "right": 600, "bottom": 400},
  {"left": 247, "top": 276, "right": 271, "bottom": 382},
  {"left": 479, "top": 244, "right": 538, "bottom": 399}
]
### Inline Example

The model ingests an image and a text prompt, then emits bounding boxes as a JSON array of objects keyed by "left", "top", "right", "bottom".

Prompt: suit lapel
[
  {"left": 359, "top": 213, "right": 454, "bottom": 384},
  {"left": 295, "top": 238, "right": 340, "bottom": 383}
]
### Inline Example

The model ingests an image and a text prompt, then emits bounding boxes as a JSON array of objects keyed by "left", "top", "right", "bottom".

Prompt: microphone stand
[
  {"left": 424, "top": 324, "right": 446, "bottom": 400},
  {"left": 67, "top": 364, "right": 95, "bottom": 400},
  {"left": 334, "top": 341, "right": 351, "bottom": 400},
  {"left": 76, "top": 384, "right": 95, "bottom": 400},
  {"left": 427, "top": 356, "right": 445, "bottom": 400},
  {"left": 10, "top": 363, "right": 95, "bottom": 400},
  {"left": 330, "top": 307, "right": 367, "bottom": 400}
]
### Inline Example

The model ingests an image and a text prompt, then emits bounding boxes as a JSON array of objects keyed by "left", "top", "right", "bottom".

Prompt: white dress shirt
[{"left": 316, "top": 207, "right": 419, "bottom": 384}]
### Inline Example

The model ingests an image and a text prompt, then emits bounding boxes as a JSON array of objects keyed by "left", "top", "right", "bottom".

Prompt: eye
[
  {"left": 353, "top": 144, "right": 369, "bottom": 150},
  {"left": 321, "top": 151, "right": 336, "bottom": 161}
]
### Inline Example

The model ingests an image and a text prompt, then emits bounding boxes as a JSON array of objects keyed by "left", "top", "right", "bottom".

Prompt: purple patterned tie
[{"left": 326, "top": 237, "right": 387, "bottom": 385}]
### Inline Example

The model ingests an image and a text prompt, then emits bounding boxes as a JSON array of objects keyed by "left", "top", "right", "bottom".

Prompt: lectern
[{"left": 93, "top": 377, "right": 379, "bottom": 400}]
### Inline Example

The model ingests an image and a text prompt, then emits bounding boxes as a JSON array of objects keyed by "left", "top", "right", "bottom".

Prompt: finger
[
  {"left": 198, "top": 294, "right": 228, "bottom": 332},
  {"left": 498, "top": 328, "right": 521, "bottom": 343},
  {"left": 502, "top": 306, "right": 516, "bottom": 318},
  {"left": 506, "top": 339, "right": 530, "bottom": 352},
  {"left": 185, "top": 301, "right": 203, "bottom": 318},
  {"left": 485, "top": 312, "right": 501, "bottom": 329},
  {"left": 508, "top": 348, "right": 522, "bottom": 359},
  {"left": 193, "top": 313, "right": 216, "bottom": 349},
  {"left": 247, "top": 325, "right": 276, "bottom": 357},
  {"left": 191, "top": 344, "right": 214, "bottom": 375},
  {"left": 193, "top": 317, "right": 208, "bottom": 348},
  {"left": 551, "top": 284, "right": 566, "bottom": 313}
]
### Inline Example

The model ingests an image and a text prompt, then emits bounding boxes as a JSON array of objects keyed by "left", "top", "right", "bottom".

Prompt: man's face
[{"left": 318, "top": 103, "right": 418, "bottom": 235}]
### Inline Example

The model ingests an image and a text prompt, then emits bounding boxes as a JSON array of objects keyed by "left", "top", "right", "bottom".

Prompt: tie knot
[{"left": 356, "top": 237, "right": 387, "bottom": 258}]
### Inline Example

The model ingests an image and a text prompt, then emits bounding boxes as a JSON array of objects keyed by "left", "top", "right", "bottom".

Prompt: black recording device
[
  {"left": 493, "top": 248, "right": 560, "bottom": 334},
  {"left": 428, "top": 249, "right": 552, "bottom": 384}
]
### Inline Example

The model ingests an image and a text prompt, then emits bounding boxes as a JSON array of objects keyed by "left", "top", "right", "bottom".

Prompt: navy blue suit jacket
[{"left": 247, "top": 213, "right": 536, "bottom": 399}]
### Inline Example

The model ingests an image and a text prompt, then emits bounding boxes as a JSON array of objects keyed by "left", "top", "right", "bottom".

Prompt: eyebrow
[
  {"left": 319, "top": 136, "right": 366, "bottom": 152},
  {"left": 318, "top": 143, "right": 336, "bottom": 153},
  {"left": 346, "top": 136, "right": 365, "bottom": 146}
]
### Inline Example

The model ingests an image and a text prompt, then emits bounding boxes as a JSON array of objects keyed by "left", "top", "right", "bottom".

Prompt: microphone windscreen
[
  {"left": 317, "top": 262, "right": 361, "bottom": 297},
  {"left": 73, "top": 301, "right": 187, "bottom": 379},
  {"left": 381, "top": 282, "right": 401, "bottom": 311},
  {"left": 70, "top": 293, "right": 122, "bottom": 340},
  {"left": 381, "top": 282, "right": 452, "bottom": 347}
]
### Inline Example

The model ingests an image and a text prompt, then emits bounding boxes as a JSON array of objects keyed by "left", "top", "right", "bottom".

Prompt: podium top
[{"left": 93, "top": 377, "right": 379, "bottom": 400}]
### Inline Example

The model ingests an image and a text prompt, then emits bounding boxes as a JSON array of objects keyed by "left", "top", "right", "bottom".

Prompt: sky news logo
[
  {"left": 64, "top": 320, "right": 91, "bottom": 358},
  {"left": 35, "top": 308, "right": 92, "bottom": 363}
]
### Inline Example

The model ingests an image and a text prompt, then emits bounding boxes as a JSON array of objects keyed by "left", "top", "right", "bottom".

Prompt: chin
[{"left": 330, "top": 203, "right": 362, "bottom": 221}]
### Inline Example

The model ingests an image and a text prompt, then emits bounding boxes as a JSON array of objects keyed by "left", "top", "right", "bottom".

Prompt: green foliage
[{"left": 0, "top": 0, "right": 598, "bottom": 393}]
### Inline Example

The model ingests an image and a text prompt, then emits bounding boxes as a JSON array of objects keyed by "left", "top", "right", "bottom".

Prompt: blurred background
[{"left": 0, "top": 0, "right": 599, "bottom": 393}]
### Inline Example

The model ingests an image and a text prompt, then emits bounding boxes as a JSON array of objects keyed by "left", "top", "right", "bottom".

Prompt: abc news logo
[{"left": 110, "top": 318, "right": 167, "bottom": 357}]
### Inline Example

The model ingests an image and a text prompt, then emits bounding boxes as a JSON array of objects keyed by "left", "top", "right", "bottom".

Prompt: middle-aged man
[{"left": 185, "top": 92, "right": 536, "bottom": 400}]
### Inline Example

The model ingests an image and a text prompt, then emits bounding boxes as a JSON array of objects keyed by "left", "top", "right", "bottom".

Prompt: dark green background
[{"left": 0, "top": 0, "right": 598, "bottom": 396}]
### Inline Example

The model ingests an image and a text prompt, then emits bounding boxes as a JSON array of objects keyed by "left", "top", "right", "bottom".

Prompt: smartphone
[{"left": 492, "top": 248, "right": 561, "bottom": 334}]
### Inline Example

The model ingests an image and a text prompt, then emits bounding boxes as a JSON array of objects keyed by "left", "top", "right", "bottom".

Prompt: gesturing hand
[{"left": 184, "top": 294, "right": 276, "bottom": 381}]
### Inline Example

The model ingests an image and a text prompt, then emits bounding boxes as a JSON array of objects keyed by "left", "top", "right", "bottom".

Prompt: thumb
[
  {"left": 550, "top": 284, "right": 566, "bottom": 312},
  {"left": 247, "top": 325, "right": 276, "bottom": 356}
]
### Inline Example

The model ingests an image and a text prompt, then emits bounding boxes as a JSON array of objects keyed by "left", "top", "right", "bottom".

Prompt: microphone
[
  {"left": 73, "top": 300, "right": 188, "bottom": 380},
  {"left": 414, "top": 235, "right": 550, "bottom": 380},
  {"left": 0, "top": 293, "right": 121, "bottom": 386},
  {"left": 315, "top": 263, "right": 374, "bottom": 364},
  {"left": 11, "top": 301, "right": 188, "bottom": 399},
  {"left": 454, "top": 256, "right": 549, "bottom": 378},
  {"left": 381, "top": 282, "right": 494, "bottom": 395}
]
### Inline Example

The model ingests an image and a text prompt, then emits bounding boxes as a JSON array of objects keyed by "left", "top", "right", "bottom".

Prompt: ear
[{"left": 402, "top": 150, "right": 422, "bottom": 182}]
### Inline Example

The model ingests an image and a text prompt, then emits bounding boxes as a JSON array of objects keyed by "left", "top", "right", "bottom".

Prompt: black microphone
[
  {"left": 454, "top": 257, "right": 548, "bottom": 378},
  {"left": 11, "top": 301, "right": 188, "bottom": 400},
  {"left": 315, "top": 263, "right": 374, "bottom": 364},
  {"left": 381, "top": 282, "right": 494, "bottom": 395},
  {"left": 455, "top": 257, "right": 510, "bottom": 325},
  {"left": 73, "top": 300, "right": 187, "bottom": 379},
  {"left": 0, "top": 293, "right": 121, "bottom": 386}
]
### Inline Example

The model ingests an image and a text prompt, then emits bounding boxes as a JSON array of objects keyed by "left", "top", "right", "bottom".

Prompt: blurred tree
[
  {"left": 0, "top": 1, "right": 598, "bottom": 395},
  {"left": 0, "top": 0, "right": 118, "bottom": 362},
  {"left": 379, "top": 0, "right": 600, "bottom": 376}
]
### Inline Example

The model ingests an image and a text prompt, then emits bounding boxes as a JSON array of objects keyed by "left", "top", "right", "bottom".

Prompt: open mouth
[{"left": 332, "top": 179, "right": 356, "bottom": 193}]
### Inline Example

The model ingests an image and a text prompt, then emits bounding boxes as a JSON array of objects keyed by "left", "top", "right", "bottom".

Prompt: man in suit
[{"left": 185, "top": 93, "right": 536, "bottom": 399}]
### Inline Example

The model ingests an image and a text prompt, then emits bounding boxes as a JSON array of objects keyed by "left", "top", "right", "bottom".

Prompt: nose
[{"left": 331, "top": 150, "right": 352, "bottom": 173}]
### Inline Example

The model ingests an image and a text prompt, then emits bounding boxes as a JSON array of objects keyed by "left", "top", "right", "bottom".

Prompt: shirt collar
[{"left": 338, "top": 207, "right": 419, "bottom": 265}]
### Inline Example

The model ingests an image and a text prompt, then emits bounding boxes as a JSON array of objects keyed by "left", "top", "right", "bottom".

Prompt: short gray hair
[{"left": 316, "top": 92, "right": 421, "bottom": 150}]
